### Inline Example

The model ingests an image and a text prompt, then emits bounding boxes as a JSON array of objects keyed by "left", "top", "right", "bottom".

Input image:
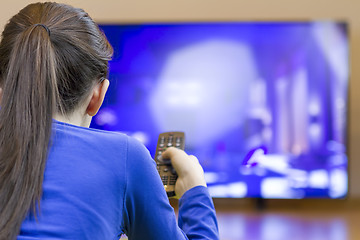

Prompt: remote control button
[
  {"left": 164, "top": 162, "right": 172, "bottom": 167},
  {"left": 167, "top": 191, "right": 176, "bottom": 197},
  {"left": 175, "top": 142, "right": 181, "bottom": 147},
  {"left": 161, "top": 176, "right": 169, "bottom": 185},
  {"left": 167, "top": 142, "right": 173, "bottom": 147},
  {"left": 159, "top": 143, "right": 164, "bottom": 148},
  {"left": 176, "top": 137, "right": 181, "bottom": 143},
  {"left": 169, "top": 175, "right": 177, "bottom": 185},
  {"left": 163, "top": 168, "right": 169, "bottom": 172}
]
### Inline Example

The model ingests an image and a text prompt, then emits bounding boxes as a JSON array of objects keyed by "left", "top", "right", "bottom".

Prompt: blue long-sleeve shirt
[{"left": 18, "top": 121, "right": 219, "bottom": 240}]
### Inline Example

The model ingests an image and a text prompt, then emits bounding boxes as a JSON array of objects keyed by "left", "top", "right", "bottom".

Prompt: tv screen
[{"left": 92, "top": 22, "right": 349, "bottom": 199}]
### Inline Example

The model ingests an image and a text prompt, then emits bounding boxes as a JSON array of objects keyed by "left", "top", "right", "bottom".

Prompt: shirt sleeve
[
  {"left": 178, "top": 186, "right": 219, "bottom": 240},
  {"left": 122, "top": 136, "right": 219, "bottom": 240}
]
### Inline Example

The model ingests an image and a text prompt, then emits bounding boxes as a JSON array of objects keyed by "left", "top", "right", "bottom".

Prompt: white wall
[{"left": 1, "top": 0, "right": 360, "bottom": 198}]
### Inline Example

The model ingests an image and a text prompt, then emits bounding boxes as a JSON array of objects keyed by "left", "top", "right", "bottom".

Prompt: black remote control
[{"left": 154, "top": 132, "right": 185, "bottom": 198}]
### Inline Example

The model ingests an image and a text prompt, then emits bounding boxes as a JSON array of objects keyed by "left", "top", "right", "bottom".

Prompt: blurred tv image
[{"left": 92, "top": 22, "right": 349, "bottom": 198}]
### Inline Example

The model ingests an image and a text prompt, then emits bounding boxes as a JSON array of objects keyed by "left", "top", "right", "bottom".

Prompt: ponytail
[{"left": 0, "top": 24, "right": 59, "bottom": 239}]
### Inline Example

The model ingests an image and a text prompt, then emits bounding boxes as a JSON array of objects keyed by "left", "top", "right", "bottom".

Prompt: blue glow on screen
[{"left": 91, "top": 22, "right": 349, "bottom": 199}]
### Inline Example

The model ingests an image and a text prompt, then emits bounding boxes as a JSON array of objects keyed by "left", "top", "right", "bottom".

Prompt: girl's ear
[{"left": 86, "top": 79, "right": 109, "bottom": 116}]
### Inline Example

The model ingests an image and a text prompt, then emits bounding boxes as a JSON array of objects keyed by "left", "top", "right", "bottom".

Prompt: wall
[{"left": 1, "top": 0, "right": 359, "bottom": 198}]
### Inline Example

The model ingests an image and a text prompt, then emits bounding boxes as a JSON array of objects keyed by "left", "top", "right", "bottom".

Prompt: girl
[{"left": 0, "top": 2, "right": 218, "bottom": 240}]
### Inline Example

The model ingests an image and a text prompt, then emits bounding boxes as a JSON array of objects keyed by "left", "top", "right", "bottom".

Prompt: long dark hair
[{"left": 0, "top": 2, "right": 113, "bottom": 239}]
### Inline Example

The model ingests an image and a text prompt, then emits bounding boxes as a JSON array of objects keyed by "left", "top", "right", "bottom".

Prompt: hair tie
[{"left": 34, "top": 23, "right": 51, "bottom": 36}]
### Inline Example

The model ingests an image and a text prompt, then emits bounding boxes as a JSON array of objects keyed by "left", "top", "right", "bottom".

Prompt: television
[{"left": 91, "top": 22, "right": 349, "bottom": 199}]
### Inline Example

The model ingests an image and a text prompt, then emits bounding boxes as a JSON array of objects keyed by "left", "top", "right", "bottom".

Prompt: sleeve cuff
[{"left": 179, "top": 185, "right": 210, "bottom": 206}]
